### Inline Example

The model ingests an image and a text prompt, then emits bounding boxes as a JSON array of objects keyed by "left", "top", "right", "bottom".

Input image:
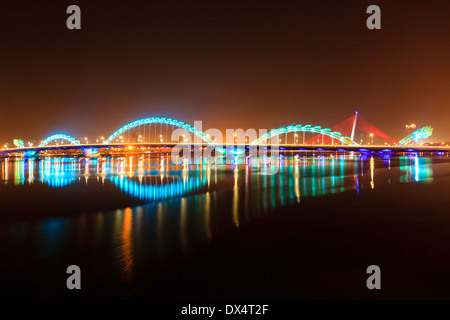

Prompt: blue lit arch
[
  {"left": 105, "top": 117, "right": 214, "bottom": 144},
  {"left": 39, "top": 134, "right": 80, "bottom": 147}
]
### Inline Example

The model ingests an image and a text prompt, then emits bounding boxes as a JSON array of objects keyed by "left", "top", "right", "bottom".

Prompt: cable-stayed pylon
[{"left": 305, "top": 111, "right": 398, "bottom": 145}]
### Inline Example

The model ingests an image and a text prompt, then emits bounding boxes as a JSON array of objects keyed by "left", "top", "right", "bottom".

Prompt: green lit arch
[
  {"left": 105, "top": 117, "right": 214, "bottom": 144},
  {"left": 250, "top": 124, "right": 359, "bottom": 146},
  {"left": 39, "top": 134, "right": 80, "bottom": 147}
]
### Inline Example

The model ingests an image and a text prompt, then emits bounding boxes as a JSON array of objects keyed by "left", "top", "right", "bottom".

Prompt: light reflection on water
[{"left": 0, "top": 154, "right": 440, "bottom": 295}]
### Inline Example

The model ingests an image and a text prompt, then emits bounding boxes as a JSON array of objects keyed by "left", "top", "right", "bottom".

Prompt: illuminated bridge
[{"left": 1, "top": 115, "right": 448, "bottom": 158}]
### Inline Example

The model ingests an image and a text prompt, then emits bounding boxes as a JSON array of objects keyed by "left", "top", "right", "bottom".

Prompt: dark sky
[{"left": 1, "top": 0, "right": 450, "bottom": 143}]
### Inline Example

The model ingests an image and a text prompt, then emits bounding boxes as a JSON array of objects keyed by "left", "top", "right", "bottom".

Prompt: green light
[
  {"left": 398, "top": 126, "right": 433, "bottom": 145},
  {"left": 13, "top": 139, "right": 25, "bottom": 148},
  {"left": 250, "top": 124, "right": 358, "bottom": 145}
]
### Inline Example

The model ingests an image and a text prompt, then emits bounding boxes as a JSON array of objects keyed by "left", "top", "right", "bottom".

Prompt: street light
[{"left": 370, "top": 133, "right": 374, "bottom": 145}]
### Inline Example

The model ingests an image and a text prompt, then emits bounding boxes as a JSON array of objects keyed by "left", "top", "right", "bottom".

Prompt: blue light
[
  {"left": 414, "top": 156, "right": 419, "bottom": 182},
  {"left": 214, "top": 147, "right": 226, "bottom": 155},
  {"left": 229, "top": 148, "right": 246, "bottom": 155}
]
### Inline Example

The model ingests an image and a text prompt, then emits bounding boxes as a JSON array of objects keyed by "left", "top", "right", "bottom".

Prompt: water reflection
[
  {"left": 0, "top": 154, "right": 441, "bottom": 292},
  {"left": 121, "top": 207, "right": 133, "bottom": 281},
  {"left": 399, "top": 155, "right": 433, "bottom": 183},
  {"left": 1, "top": 154, "right": 437, "bottom": 196}
]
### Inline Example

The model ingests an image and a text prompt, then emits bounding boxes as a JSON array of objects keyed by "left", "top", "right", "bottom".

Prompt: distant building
[{"left": 405, "top": 123, "right": 417, "bottom": 135}]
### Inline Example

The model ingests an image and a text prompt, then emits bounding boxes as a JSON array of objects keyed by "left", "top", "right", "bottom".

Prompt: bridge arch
[
  {"left": 250, "top": 124, "right": 358, "bottom": 146},
  {"left": 105, "top": 117, "right": 214, "bottom": 144},
  {"left": 39, "top": 134, "right": 80, "bottom": 147}
]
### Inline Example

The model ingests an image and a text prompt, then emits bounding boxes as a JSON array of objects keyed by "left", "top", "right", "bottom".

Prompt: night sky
[{"left": 1, "top": 0, "right": 450, "bottom": 143}]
